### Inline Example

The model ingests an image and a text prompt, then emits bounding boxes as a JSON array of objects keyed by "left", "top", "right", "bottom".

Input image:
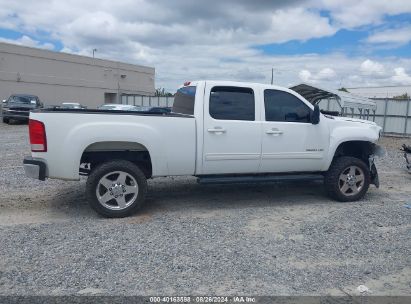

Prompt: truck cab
[{"left": 174, "top": 81, "right": 380, "bottom": 175}]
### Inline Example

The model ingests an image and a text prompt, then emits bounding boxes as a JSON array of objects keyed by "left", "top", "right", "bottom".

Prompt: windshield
[
  {"left": 10, "top": 96, "right": 36, "bottom": 104},
  {"left": 172, "top": 86, "right": 196, "bottom": 115}
]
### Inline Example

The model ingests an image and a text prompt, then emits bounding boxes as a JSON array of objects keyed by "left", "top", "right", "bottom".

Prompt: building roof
[
  {"left": 0, "top": 42, "right": 154, "bottom": 75},
  {"left": 345, "top": 85, "right": 411, "bottom": 98}
]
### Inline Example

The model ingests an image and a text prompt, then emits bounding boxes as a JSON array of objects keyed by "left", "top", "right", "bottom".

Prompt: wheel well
[
  {"left": 333, "top": 141, "right": 374, "bottom": 164},
  {"left": 80, "top": 141, "right": 152, "bottom": 178}
]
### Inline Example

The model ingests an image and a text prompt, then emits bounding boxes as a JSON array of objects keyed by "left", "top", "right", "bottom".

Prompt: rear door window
[{"left": 209, "top": 86, "right": 255, "bottom": 121}]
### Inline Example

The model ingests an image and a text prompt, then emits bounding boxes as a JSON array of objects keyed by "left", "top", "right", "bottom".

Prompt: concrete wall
[{"left": 0, "top": 42, "right": 155, "bottom": 108}]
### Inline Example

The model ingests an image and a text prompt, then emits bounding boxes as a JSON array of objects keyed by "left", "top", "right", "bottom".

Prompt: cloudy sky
[{"left": 0, "top": 0, "right": 411, "bottom": 92}]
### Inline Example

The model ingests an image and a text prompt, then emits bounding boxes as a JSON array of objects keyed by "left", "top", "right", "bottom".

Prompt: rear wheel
[
  {"left": 86, "top": 160, "right": 147, "bottom": 217},
  {"left": 2, "top": 117, "right": 9, "bottom": 124},
  {"left": 324, "top": 156, "right": 370, "bottom": 202}
]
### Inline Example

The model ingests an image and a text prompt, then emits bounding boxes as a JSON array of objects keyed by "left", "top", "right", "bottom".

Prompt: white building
[{"left": 0, "top": 42, "right": 155, "bottom": 108}]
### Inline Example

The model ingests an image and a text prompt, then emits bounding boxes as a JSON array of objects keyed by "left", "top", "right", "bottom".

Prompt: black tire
[
  {"left": 2, "top": 117, "right": 9, "bottom": 124},
  {"left": 86, "top": 160, "right": 147, "bottom": 218},
  {"left": 324, "top": 156, "right": 370, "bottom": 202}
]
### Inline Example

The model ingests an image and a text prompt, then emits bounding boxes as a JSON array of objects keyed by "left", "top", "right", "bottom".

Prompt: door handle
[
  {"left": 266, "top": 129, "right": 283, "bottom": 135},
  {"left": 208, "top": 127, "right": 226, "bottom": 133}
]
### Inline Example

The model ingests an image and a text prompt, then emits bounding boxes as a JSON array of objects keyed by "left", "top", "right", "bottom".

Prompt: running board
[{"left": 197, "top": 174, "right": 324, "bottom": 185}]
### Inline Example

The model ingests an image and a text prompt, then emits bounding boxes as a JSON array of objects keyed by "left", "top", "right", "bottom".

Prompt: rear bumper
[{"left": 23, "top": 157, "right": 47, "bottom": 181}]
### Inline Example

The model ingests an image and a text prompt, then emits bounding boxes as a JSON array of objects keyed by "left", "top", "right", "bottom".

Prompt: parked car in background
[
  {"left": 131, "top": 106, "right": 171, "bottom": 114},
  {"left": 61, "top": 102, "right": 87, "bottom": 109},
  {"left": 2, "top": 94, "right": 43, "bottom": 123},
  {"left": 131, "top": 106, "right": 150, "bottom": 111},
  {"left": 98, "top": 104, "right": 171, "bottom": 113},
  {"left": 147, "top": 107, "right": 172, "bottom": 114},
  {"left": 98, "top": 104, "right": 140, "bottom": 111}
]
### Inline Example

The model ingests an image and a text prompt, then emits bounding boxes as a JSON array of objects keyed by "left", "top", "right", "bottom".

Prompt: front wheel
[
  {"left": 324, "top": 156, "right": 370, "bottom": 202},
  {"left": 2, "top": 117, "right": 9, "bottom": 124},
  {"left": 86, "top": 160, "right": 147, "bottom": 217}
]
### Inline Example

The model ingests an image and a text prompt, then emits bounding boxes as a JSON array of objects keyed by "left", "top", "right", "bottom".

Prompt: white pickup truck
[{"left": 24, "top": 81, "right": 383, "bottom": 217}]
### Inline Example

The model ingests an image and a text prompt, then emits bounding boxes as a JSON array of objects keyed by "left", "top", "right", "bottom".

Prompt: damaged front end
[
  {"left": 402, "top": 144, "right": 411, "bottom": 174},
  {"left": 405, "top": 153, "right": 411, "bottom": 173},
  {"left": 369, "top": 144, "right": 385, "bottom": 188}
]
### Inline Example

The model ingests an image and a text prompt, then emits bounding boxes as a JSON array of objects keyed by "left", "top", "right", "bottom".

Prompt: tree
[
  {"left": 155, "top": 88, "right": 173, "bottom": 97},
  {"left": 392, "top": 93, "right": 410, "bottom": 100}
]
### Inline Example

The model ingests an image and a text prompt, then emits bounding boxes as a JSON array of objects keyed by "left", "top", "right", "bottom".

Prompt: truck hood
[
  {"left": 332, "top": 116, "right": 377, "bottom": 126},
  {"left": 329, "top": 116, "right": 382, "bottom": 143}
]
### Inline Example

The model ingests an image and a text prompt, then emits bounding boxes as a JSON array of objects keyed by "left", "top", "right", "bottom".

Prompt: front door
[
  {"left": 202, "top": 83, "right": 261, "bottom": 174},
  {"left": 260, "top": 89, "right": 329, "bottom": 173}
]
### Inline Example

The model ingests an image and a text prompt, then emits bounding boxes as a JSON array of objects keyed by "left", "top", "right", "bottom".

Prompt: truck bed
[
  {"left": 29, "top": 109, "right": 197, "bottom": 180},
  {"left": 36, "top": 108, "right": 193, "bottom": 118}
]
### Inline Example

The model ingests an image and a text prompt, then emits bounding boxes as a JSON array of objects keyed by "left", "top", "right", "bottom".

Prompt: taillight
[{"left": 29, "top": 119, "right": 47, "bottom": 152}]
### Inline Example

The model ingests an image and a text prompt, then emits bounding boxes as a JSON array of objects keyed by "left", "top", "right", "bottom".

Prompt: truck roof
[
  {"left": 11, "top": 94, "right": 39, "bottom": 98},
  {"left": 180, "top": 80, "right": 295, "bottom": 93}
]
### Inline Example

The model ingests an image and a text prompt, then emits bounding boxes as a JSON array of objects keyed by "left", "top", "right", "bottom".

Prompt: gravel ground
[{"left": 0, "top": 122, "right": 410, "bottom": 296}]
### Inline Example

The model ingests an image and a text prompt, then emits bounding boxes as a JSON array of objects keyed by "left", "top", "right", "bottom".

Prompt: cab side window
[
  {"left": 172, "top": 86, "right": 196, "bottom": 115},
  {"left": 264, "top": 89, "right": 311, "bottom": 123},
  {"left": 209, "top": 86, "right": 255, "bottom": 121}
]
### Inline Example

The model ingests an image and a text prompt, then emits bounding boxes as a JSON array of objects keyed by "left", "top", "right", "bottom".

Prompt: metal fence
[
  {"left": 123, "top": 95, "right": 410, "bottom": 137},
  {"left": 3, "top": 94, "right": 408, "bottom": 136},
  {"left": 121, "top": 95, "right": 174, "bottom": 107},
  {"left": 317, "top": 98, "right": 411, "bottom": 136},
  {"left": 369, "top": 98, "right": 410, "bottom": 136}
]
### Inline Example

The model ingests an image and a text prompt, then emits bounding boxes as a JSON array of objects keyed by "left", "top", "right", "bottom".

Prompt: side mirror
[{"left": 311, "top": 104, "right": 320, "bottom": 125}]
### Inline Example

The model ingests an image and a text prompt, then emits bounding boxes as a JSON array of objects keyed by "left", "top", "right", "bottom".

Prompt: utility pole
[
  {"left": 92, "top": 48, "right": 97, "bottom": 58},
  {"left": 271, "top": 68, "right": 274, "bottom": 85}
]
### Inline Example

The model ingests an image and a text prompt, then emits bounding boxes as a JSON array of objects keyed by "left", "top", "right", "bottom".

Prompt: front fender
[{"left": 324, "top": 126, "right": 380, "bottom": 171}]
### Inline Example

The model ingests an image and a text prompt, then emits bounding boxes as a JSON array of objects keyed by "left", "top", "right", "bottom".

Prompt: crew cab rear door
[{"left": 202, "top": 82, "right": 261, "bottom": 174}]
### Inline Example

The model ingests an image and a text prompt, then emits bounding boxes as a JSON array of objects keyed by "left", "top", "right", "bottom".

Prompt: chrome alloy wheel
[
  {"left": 338, "top": 165, "right": 365, "bottom": 196},
  {"left": 95, "top": 171, "right": 139, "bottom": 210}
]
